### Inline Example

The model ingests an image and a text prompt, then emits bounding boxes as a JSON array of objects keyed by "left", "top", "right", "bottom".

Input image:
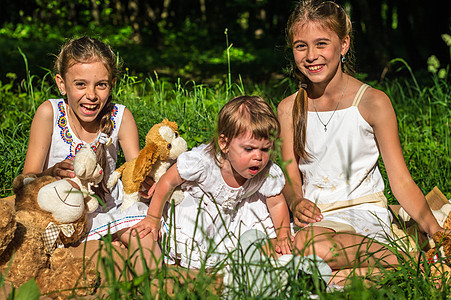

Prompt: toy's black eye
[
  {"left": 167, "top": 144, "right": 172, "bottom": 149},
  {"left": 174, "top": 132, "right": 179, "bottom": 138}
]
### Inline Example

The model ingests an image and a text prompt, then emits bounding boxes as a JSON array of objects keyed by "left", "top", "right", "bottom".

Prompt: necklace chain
[{"left": 312, "top": 75, "right": 349, "bottom": 132}]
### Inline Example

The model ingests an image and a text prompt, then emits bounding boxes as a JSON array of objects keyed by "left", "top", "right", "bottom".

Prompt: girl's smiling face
[
  {"left": 292, "top": 20, "right": 349, "bottom": 84},
  {"left": 219, "top": 130, "right": 272, "bottom": 187},
  {"left": 56, "top": 60, "right": 114, "bottom": 127}
]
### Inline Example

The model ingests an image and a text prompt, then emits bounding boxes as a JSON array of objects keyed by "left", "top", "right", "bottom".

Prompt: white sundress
[
  {"left": 299, "top": 84, "right": 393, "bottom": 243},
  {"left": 164, "top": 144, "right": 286, "bottom": 269},
  {"left": 45, "top": 99, "right": 149, "bottom": 241}
]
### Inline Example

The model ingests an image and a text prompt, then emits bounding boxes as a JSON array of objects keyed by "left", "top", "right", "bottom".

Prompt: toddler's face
[
  {"left": 56, "top": 60, "right": 114, "bottom": 125},
  {"left": 220, "top": 130, "right": 272, "bottom": 186}
]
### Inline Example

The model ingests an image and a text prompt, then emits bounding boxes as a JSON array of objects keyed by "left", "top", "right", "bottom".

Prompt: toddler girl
[{"left": 133, "top": 95, "right": 293, "bottom": 268}]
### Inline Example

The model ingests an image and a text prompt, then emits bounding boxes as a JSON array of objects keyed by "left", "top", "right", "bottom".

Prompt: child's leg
[
  {"left": 293, "top": 227, "right": 399, "bottom": 270},
  {"left": 330, "top": 266, "right": 384, "bottom": 286},
  {"left": 119, "top": 227, "right": 162, "bottom": 275},
  {"left": 69, "top": 233, "right": 161, "bottom": 279},
  {"left": 68, "top": 240, "right": 128, "bottom": 281}
]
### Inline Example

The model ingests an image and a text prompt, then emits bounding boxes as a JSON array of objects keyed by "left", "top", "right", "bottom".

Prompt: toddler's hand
[
  {"left": 275, "top": 233, "right": 294, "bottom": 255},
  {"left": 131, "top": 215, "right": 161, "bottom": 241},
  {"left": 292, "top": 197, "right": 323, "bottom": 227},
  {"left": 51, "top": 159, "right": 75, "bottom": 179}
]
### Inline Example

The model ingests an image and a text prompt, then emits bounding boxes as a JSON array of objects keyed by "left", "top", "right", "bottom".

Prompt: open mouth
[
  {"left": 80, "top": 103, "right": 99, "bottom": 114},
  {"left": 249, "top": 166, "right": 260, "bottom": 175}
]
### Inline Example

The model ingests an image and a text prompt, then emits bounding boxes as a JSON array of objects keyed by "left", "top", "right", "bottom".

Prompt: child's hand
[
  {"left": 275, "top": 232, "right": 294, "bottom": 255},
  {"left": 139, "top": 174, "right": 156, "bottom": 199},
  {"left": 50, "top": 159, "right": 75, "bottom": 179},
  {"left": 131, "top": 215, "right": 161, "bottom": 241},
  {"left": 291, "top": 197, "right": 323, "bottom": 227}
]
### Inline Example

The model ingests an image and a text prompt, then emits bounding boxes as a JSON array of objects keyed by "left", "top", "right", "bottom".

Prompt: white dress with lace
[
  {"left": 45, "top": 99, "right": 148, "bottom": 241},
  {"left": 165, "top": 144, "right": 285, "bottom": 268}
]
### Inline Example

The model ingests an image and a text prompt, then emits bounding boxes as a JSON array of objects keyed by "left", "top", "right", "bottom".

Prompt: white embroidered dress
[
  {"left": 165, "top": 144, "right": 285, "bottom": 268},
  {"left": 299, "top": 84, "right": 392, "bottom": 242},
  {"left": 45, "top": 99, "right": 148, "bottom": 241}
]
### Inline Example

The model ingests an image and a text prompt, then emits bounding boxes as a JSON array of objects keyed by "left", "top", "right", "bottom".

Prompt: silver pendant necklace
[{"left": 312, "top": 75, "right": 349, "bottom": 132}]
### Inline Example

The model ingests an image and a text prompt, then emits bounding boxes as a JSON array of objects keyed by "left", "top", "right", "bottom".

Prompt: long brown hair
[
  {"left": 286, "top": 0, "right": 354, "bottom": 161},
  {"left": 54, "top": 36, "right": 122, "bottom": 198}
]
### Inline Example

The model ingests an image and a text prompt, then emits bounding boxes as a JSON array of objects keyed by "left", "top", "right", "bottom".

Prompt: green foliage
[
  {"left": 378, "top": 51, "right": 450, "bottom": 202},
  {"left": 0, "top": 45, "right": 450, "bottom": 298},
  {"left": 15, "top": 279, "right": 40, "bottom": 300}
]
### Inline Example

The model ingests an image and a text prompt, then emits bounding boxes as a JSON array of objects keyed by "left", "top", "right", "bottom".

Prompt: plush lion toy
[
  {"left": 108, "top": 119, "right": 187, "bottom": 212},
  {"left": 0, "top": 174, "right": 98, "bottom": 298}
]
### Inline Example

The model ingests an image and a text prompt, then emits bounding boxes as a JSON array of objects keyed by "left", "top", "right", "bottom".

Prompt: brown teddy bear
[
  {"left": 0, "top": 173, "right": 98, "bottom": 299},
  {"left": 108, "top": 119, "right": 187, "bottom": 212}
]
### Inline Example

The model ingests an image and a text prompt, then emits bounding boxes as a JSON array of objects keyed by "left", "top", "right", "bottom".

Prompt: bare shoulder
[
  {"left": 122, "top": 107, "right": 136, "bottom": 122},
  {"left": 359, "top": 86, "right": 395, "bottom": 127},
  {"left": 36, "top": 100, "right": 53, "bottom": 115},
  {"left": 277, "top": 92, "right": 297, "bottom": 117},
  {"left": 32, "top": 100, "right": 54, "bottom": 122},
  {"left": 118, "top": 107, "right": 138, "bottom": 136}
]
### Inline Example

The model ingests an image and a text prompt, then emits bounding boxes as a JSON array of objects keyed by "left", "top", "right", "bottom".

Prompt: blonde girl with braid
[
  {"left": 278, "top": 0, "right": 443, "bottom": 277},
  {"left": 23, "top": 37, "right": 160, "bottom": 274}
]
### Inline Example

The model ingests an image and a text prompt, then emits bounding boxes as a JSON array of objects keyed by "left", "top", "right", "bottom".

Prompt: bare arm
[
  {"left": 361, "top": 88, "right": 441, "bottom": 235},
  {"left": 278, "top": 94, "right": 323, "bottom": 226},
  {"left": 266, "top": 193, "right": 293, "bottom": 254},
  {"left": 132, "top": 163, "right": 185, "bottom": 240},
  {"left": 23, "top": 101, "right": 75, "bottom": 178},
  {"left": 117, "top": 107, "right": 140, "bottom": 162}
]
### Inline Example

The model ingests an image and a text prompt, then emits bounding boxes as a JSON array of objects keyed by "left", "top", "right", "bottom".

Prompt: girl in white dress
[
  {"left": 277, "top": 0, "right": 444, "bottom": 275},
  {"left": 133, "top": 95, "right": 293, "bottom": 269},
  {"left": 23, "top": 36, "right": 159, "bottom": 273}
]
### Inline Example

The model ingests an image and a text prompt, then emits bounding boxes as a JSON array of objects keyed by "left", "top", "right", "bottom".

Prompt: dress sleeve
[
  {"left": 258, "top": 161, "right": 285, "bottom": 197},
  {"left": 176, "top": 146, "right": 207, "bottom": 182}
]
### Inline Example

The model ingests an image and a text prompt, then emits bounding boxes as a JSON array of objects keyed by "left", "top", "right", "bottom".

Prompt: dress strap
[{"left": 351, "top": 84, "right": 370, "bottom": 107}]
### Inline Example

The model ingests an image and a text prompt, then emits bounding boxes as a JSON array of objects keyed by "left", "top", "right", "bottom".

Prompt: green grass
[{"left": 0, "top": 50, "right": 450, "bottom": 298}]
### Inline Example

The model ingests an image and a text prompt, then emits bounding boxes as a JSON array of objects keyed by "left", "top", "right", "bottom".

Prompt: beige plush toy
[
  {"left": 0, "top": 174, "right": 98, "bottom": 299},
  {"left": 108, "top": 119, "right": 187, "bottom": 212},
  {"left": 399, "top": 200, "right": 451, "bottom": 275},
  {"left": 71, "top": 146, "right": 104, "bottom": 213},
  {"left": 425, "top": 204, "right": 451, "bottom": 274}
]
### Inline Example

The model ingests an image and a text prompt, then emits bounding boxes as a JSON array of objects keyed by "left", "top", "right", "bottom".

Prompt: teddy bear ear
[
  {"left": 12, "top": 174, "right": 37, "bottom": 194},
  {"left": 133, "top": 143, "right": 159, "bottom": 182},
  {"left": 162, "top": 119, "right": 178, "bottom": 131}
]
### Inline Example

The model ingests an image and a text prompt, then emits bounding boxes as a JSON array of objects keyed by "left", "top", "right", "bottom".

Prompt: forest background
[
  {"left": 0, "top": 0, "right": 450, "bottom": 200},
  {"left": 1, "top": 0, "right": 450, "bottom": 84},
  {"left": 0, "top": 2, "right": 450, "bottom": 297}
]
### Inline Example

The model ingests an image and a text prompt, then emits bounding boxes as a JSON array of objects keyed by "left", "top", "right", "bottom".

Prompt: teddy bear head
[
  {"left": 13, "top": 174, "right": 89, "bottom": 249},
  {"left": 73, "top": 146, "right": 103, "bottom": 185},
  {"left": 145, "top": 119, "right": 187, "bottom": 161}
]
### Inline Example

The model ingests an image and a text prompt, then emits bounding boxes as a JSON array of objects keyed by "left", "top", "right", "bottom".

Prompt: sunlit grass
[{"left": 0, "top": 50, "right": 449, "bottom": 298}]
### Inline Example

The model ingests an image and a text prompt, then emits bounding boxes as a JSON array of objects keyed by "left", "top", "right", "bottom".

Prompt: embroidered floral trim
[{"left": 56, "top": 100, "right": 118, "bottom": 160}]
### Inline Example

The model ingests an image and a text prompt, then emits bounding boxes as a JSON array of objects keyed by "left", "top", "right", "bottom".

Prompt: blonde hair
[
  {"left": 54, "top": 36, "right": 121, "bottom": 198},
  {"left": 286, "top": 0, "right": 354, "bottom": 161},
  {"left": 207, "top": 95, "right": 280, "bottom": 162}
]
